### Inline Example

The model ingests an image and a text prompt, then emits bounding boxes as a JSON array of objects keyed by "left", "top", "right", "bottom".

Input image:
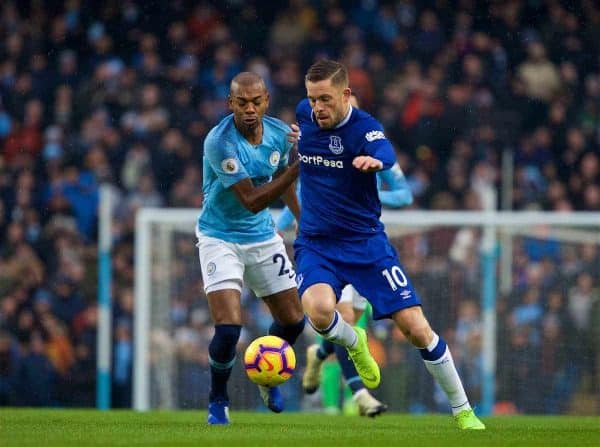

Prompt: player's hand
[
  {"left": 352, "top": 155, "right": 383, "bottom": 172},
  {"left": 287, "top": 123, "right": 300, "bottom": 145}
]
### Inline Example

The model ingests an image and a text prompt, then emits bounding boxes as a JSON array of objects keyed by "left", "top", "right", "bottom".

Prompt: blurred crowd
[{"left": 0, "top": 0, "right": 598, "bottom": 413}]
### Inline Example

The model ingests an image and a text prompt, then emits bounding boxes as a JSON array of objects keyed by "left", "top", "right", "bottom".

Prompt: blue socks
[
  {"left": 317, "top": 339, "right": 335, "bottom": 360},
  {"left": 269, "top": 317, "right": 305, "bottom": 345},
  {"left": 317, "top": 337, "right": 364, "bottom": 394},
  {"left": 208, "top": 324, "right": 241, "bottom": 402},
  {"left": 334, "top": 344, "right": 364, "bottom": 393}
]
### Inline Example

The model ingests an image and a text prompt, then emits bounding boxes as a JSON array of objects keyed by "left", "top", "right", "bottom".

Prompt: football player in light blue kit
[
  {"left": 276, "top": 95, "right": 413, "bottom": 417},
  {"left": 198, "top": 72, "right": 305, "bottom": 425},
  {"left": 295, "top": 60, "right": 485, "bottom": 429}
]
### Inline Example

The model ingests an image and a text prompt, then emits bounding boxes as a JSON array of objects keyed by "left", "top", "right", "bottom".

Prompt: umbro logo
[{"left": 400, "top": 290, "right": 412, "bottom": 299}]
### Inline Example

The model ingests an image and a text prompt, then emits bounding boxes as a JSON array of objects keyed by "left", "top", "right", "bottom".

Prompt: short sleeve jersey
[
  {"left": 198, "top": 114, "right": 292, "bottom": 243},
  {"left": 296, "top": 99, "right": 396, "bottom": 240}
]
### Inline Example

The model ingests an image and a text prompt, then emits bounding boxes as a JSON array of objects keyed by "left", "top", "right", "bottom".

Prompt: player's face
[
  {"left": 229, "top": 82, "right": 270, "bottom": 133},
  {"left": 306, "top": 79, "right": 351, "bottom": 129}
]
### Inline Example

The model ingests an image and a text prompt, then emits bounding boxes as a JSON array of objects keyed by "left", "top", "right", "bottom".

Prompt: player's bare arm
[
  {"left": 230, "top": 160, "right": 299, "bottom": 214},
  {"left": 352, "top": 155, "right": 384, "bottom": 173},
  {"left": 279, "top": 179, "right": 300, "bottom": 223},
  {"left": 280, "top": 185, "right": 300, "bottom": 225}
]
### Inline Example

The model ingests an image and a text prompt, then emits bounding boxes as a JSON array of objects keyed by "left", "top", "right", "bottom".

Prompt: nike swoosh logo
[{"left": 261, "top": 353, "right": 275, "bottom": 371}]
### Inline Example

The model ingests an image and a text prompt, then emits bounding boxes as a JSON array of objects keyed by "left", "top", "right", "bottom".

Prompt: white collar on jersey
[{"left": 335, "top": 104, "right": 353, "bottom": 129}]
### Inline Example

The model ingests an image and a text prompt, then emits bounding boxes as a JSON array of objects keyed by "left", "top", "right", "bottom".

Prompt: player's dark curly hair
[{"left": 305, "top": 59, "right": 348, "bottom": 87}]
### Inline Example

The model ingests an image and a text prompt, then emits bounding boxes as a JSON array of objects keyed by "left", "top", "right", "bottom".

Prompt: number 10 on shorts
[{"left": 381, "top": 266, "right": 408, "bottom": 291}]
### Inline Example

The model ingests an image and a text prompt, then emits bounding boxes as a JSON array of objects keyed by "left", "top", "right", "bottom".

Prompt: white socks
[
  {"left": 421, "top": 333, "right": 472, "bottom": 415},
  {"left": 310, "top": 311, "right": 358, "bottom": 348}
]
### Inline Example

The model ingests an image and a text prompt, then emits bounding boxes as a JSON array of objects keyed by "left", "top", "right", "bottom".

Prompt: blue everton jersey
[
  {"left": 296, "top": 99, "right": 396, "bottom": 240},
  {"left": 198, "top": 114, "right": 292, "bottom": 243}
]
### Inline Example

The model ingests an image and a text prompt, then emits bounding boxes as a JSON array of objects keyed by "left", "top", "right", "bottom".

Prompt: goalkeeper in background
[{"left": 276, "top": 94, "right": 413, "bottom": 417}]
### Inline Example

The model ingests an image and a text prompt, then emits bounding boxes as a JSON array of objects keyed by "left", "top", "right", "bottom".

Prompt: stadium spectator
[
  {"left": 112, "top": 318, "right": 133, "bottom": 408},
  {"left": 14, "top": 330, "right": 57, "bottom": 406},
  {"left": 517, "top": 42, "right": 562, "bottom": 102},
  {"left": 0, "top": 329, "right": 18, "bottom": 405}
]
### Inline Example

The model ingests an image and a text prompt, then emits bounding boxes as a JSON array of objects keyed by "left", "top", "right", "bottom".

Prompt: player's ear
[
  {"left": 342, "top": 87, "right": 351, "bottom": 101},
  {"left": 227, "top": 95, "right": 234, "bottom": 112}
]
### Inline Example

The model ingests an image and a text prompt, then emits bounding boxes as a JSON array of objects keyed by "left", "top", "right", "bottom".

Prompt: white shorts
[
  {"left": 339, "top": 284, "right": 368, "bottom": 310},
  {"left": 196, "top": 231, "right": 296, "bottom": 298}
]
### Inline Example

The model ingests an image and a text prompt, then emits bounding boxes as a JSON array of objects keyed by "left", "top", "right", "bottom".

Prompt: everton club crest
[{"left": 329, "top": 135, "right": 344, "bottom": 155}]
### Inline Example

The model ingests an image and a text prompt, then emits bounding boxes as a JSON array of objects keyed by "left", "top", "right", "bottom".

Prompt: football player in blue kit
[
  {"left": 198, "top": 72, "right": 305, "bottom": 425},
  {"left": 276, "top": 94, "right": 413, "bottom": 417},
  {"left": 294, "top": 60, "right": 485, "bottom": 430}
]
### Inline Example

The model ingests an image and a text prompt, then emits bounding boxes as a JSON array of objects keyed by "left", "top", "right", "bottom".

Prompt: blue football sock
[
  {"left": 208, "top": 324, "right": 241, "bottom": 402},
  {"left": 334, "top": 343, "right": 364, "bottom": 393},
  {"left": 269, "top": 317, "right": 305, "bottom": 345},
  {"left": 318, "top": 339, "right": 335, "bottom": 360}
]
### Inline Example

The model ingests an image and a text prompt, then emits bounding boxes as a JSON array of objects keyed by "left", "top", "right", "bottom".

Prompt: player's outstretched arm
[
  {"left": 352, "top": 155, "right": 384, "bottom": 173},
  {"left": 275, "top": 205, "right": 296, "bottom": 232},
  {"left": 377, "top": 164, "right": 414, "bottom": 208},
  {"left": 231, "top": 161, "right": 299, "bottom": 214},
  {"left": 378, "top": 187, "right": 413, "bottom": 208}
]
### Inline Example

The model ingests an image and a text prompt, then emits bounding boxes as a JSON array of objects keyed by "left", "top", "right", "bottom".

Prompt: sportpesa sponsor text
[
  {"left": 298, "top": 130, "right": 386, "bottom": 168},
  {"left": 299, "top": 153, "right": 344, "bottom": 168}
]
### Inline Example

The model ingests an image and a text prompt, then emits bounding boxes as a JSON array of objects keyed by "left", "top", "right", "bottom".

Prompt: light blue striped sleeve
[{"left": 377, "top": 163, "right": 413, "bottom": 208}]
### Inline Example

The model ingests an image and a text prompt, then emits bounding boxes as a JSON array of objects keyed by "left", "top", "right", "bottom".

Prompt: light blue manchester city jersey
[{"left": 198, "top": 114, "right": 293, "bottom": 243}]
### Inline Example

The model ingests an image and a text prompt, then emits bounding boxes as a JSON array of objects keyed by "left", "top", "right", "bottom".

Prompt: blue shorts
[{"left": 293, "top": 233, "right": 421, "bottom": 320}]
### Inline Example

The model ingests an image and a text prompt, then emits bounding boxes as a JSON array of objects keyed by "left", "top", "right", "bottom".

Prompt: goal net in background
[{"left": 133, "top": 209, "right": 600, "bottom": 415}]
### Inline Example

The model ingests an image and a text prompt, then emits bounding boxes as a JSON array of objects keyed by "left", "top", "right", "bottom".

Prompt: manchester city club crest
[
  {"left": 329, "top": 135, "right": 344, "bottom": 154},
  {"left": 206, "top": 262, "right": 216, "bottom": 276},
  {"left": 269, "top": 151, "right": 280, "bottom": 167}
]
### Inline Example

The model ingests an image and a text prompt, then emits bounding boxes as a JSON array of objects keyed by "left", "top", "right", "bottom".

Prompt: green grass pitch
[{"left": 1, "top": 409, "right": 599, "bottom": 447}]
